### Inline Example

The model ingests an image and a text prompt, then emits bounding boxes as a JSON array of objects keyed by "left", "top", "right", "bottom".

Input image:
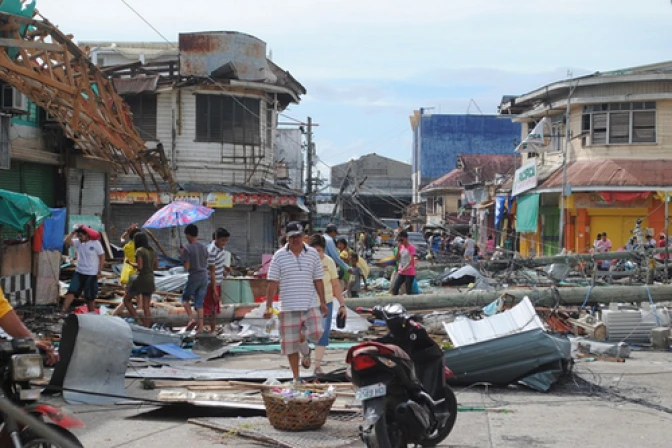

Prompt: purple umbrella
[{"left": 143, "top": 201, "right": 214, "bottom": 246}]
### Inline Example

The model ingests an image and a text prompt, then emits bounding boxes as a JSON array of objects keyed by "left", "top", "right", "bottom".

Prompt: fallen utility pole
[
  {"left": 345, "top": 284, "right": 672, "bottom": 311},
  {"left": 118, "top": 303, "right": 258, "bottom": 326},
  {"left": 484, "top": 248, "right": 667, "bottom": 271}
]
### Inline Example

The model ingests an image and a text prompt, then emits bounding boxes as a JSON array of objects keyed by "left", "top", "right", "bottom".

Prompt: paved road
[{"left": 57, "top": 350, "right": 672, "bottom": 447}]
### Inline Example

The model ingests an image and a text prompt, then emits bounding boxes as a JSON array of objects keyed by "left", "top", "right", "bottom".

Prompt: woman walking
[
  {"left": 309, "top": 234, "right": 347, "bottom": 376},
  {"left": 123, "top": 232, "right": 158, "bottom": 327}
]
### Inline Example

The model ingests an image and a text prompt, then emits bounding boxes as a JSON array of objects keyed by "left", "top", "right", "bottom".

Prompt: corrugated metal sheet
[
  {"left": 444, "top": 328, "right": 571, "bottom": 389},
  {"left": 68, "top": 169, "right": 105, "bottom": 216},
  {"left": 113, "top": 76, "right": 158, "bottom": 95},
  {"left": 542, "top": 159, "right": 672, "bottom": 188},
  {"left": 179, "top": 32, "right": 271, "bottom": 82}
]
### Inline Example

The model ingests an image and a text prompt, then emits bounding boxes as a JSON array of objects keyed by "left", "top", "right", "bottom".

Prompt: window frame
[
  {"left": 195, "top": 94, "right": 261, "bottom": 145},
  {"left": 581, "top": 102, "right": 656, "bottom": 146},
  {"left": 123, "top": 94, "right": 158, "bottom": 141}
]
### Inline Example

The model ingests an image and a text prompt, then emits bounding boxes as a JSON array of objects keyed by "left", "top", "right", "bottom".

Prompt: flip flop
[
  {"left": 299, "top": 342, "right": 312, "bottom": 369},
  {"left": 314, "top": 366, "right": 324, "bottom": 376},
  {"left": 185, "top": 320, "right": 197, "bottom": 332}
]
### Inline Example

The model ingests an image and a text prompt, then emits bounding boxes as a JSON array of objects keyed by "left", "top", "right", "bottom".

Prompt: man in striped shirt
[
  {"left": 265, "top": 222, "right": 328, "bottom": 382},
  {"left": 204, "top": 228, "right": 232, "bottom": 332}
]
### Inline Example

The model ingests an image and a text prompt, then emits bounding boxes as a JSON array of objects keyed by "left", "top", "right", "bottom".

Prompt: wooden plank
[
  {"left": 145, "top": 229, "right": 169, "bottom": 257},
  {"left": 0, "top": 38, "right": 61, "bottom": 52},
  {"left": 100, "top": 232, "right": 114, "bottom": 260}
]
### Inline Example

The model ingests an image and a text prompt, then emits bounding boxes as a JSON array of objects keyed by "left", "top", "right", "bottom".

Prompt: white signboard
[{"left": 512, "top": 161, "right": 537, "bottom": 196}]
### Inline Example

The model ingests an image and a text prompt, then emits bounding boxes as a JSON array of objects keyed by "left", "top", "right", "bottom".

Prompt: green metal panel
[
  {"left": 0, "top": 162, "right": 55, "bottom": 206},
  {"left": 541, "top": 206, "right": 560, "bottom": 256}
]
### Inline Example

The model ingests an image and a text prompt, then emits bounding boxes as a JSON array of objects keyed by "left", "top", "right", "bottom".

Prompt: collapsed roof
[{"left": 0, "top": 3, "right": 176, "bottom": 192}]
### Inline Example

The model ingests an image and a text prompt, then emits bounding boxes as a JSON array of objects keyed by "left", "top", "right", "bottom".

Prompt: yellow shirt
[
  {"left": 0, "top": 287, "right": 13, "bottom": 319},
  {"left": 321, "top": 256, "right": 339, "bottom": 304},
  {"left": 123, "top": 241, "right": 137, "bottom": 263}
]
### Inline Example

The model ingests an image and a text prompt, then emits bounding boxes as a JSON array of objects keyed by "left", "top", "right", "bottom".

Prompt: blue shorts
[
  {"left": 67, "top": 272, "right": 98, "bottom": 301},
  {"left": 182, "top": 278, "right": 208, "bottom": 309},
  {"left": 317, "top": 302, "right": 334, "bottom": 347}
]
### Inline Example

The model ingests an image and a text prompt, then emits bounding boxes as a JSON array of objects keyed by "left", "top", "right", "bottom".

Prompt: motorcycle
[
  {"left": 0, "top": 338, "right": 84, "bottom": 447},
  {"left": 347, "top": 304, "right": 457, "bottom": 448}
]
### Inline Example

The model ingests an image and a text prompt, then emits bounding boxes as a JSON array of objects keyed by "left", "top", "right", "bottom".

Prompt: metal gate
[{"left": 110, "top": 203, "right": 173, "bottom": 256}]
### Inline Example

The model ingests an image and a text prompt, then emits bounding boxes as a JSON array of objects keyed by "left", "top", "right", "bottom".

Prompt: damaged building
[{"left": 83, "top": 32, "right": 308, "bottom": 264}]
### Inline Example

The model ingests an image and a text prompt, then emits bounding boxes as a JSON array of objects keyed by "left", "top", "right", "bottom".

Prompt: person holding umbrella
[{"left": 181, "top": 224, "right": 209, "bottom": 333}]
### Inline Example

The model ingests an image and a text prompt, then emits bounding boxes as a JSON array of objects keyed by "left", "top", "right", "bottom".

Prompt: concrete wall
[{"left": 417, "top": 115, "right": 521, "bottom": 186}]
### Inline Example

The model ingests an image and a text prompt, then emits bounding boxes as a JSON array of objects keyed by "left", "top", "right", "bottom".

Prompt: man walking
[
  {"left": 62, "top": 227, "right": 105, "bottom": 313},
  {"left": 324, "top": 224, "right": 351, "bottom": 275},
  {"left": 265, "top": 222, "right": 328, "bottom": 382},
  {"left": 181, "top": 224, "right": 209, "bottom": 333},
  {"left": 204, "top": 227, "right": 232, "bottom": 332},
  {"left": 464, "top": 234, "right": 476, "bottom": 261}
]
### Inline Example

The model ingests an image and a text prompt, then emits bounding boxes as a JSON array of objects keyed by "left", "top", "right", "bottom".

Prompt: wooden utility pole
[{"left": 305, "top": 117, "right": 314, "bottom": 232}]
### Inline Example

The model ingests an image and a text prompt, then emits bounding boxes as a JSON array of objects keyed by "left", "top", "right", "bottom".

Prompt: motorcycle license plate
[{"left": 355, "top": 383, "right": 386, "bottom": 401}]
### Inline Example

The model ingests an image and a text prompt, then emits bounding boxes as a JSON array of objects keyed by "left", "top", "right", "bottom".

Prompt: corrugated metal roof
[
  {"left": 542, "top": 159, "right": 672, "bottom": 188},
  {"left": 422, "top": 155, "right": 515, "bottom": 191}
]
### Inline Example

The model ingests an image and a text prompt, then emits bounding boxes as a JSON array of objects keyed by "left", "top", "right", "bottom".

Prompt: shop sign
[
  {"left": 110, "top": 191, "right": 169, "bottom": 205},
  {"left": 205, "top": 192, "right": 233, "bottom": 208},
  {"left": 174, "top": 192, "right": 202, "bottom": 205},
  {"left": 512, "top": 161, "right": 537, "bottom": 196},
  {"left": 574, "top": 193, "right": 649, "bottom": 209},
  {"left": 233, "top": 193, "right": 298, "bottom": 206}
]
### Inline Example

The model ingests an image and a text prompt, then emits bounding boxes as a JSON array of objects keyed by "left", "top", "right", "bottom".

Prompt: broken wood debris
[{"left": 0, "top": 9, "right": 176, "bottom": 192}]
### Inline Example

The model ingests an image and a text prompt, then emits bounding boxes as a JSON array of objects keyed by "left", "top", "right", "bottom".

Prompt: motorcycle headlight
[{"left": 11, "top": 354, "right": 44, "bottom": 381}]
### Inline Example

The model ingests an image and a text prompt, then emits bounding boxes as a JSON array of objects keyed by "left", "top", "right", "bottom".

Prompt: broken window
[
  {"left": 196, "top": 95, "right": 261, "bottom": 145},
  {"left": 124, "top": 94, "right": 157, "bottom": 140},
  {"left": 582, "top": 102, "right": 656, "bottom": 145}
]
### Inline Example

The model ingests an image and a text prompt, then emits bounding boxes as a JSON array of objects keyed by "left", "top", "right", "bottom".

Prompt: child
[{"left": 348, "top": 254, "right": 362, "bottom": 298}]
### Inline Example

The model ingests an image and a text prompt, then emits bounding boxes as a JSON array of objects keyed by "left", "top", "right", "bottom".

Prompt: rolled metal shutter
[{"left": 68, "top": 169, "right": 105, "bottom": 217}]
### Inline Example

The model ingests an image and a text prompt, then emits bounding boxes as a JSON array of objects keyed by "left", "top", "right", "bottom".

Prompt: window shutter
[
  {"left": 632, "top": 111, "right": 656, "bottom": 143},
  {"left": 608, "top": 112, "right": 629, "bottom": 144},
  {"left": 592, "top": 113, "right": 607, "bottom": 144}
]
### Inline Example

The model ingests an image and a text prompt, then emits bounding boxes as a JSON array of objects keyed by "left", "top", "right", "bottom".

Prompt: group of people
[
  {"left": 425, "top": 231, "right": 496, "bottom": 262},
  {"left": 62, "top": 222, "right": 233, "bottom": 334}
]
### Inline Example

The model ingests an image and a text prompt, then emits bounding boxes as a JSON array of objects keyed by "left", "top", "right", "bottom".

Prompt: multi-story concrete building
[{"left": 499, "top": 61, "right": 672, "bottom": 255}]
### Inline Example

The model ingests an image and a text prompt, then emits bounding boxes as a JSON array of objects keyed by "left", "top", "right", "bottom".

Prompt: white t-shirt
[{"left": 73, "top": 239, "right": 105, "bottom": 275}]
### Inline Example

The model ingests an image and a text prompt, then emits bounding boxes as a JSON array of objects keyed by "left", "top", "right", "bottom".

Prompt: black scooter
[{"left": 346, "top": 304, "right": 457, "bottom": 448}]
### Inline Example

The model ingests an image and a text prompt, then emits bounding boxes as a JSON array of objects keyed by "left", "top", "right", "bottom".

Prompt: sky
[{"left": 39, "top": 0, "right": 672, "bottom": 178}]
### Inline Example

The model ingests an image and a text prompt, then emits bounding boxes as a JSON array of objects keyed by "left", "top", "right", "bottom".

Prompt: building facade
[
  {"left": 409, "top": 112, "right": 521, "bottom": 202},
  {"left": 330, "top": 153, "right": 412, "bottom": 229},
  {"left": 87, "top": 32, "right": 307, "bottom": 264},
  {"left": 499, "top": 61, "right": 672, "bottom": 255},
  {"left": 421, "top": 154, "right": 515, "bottom": 244}
]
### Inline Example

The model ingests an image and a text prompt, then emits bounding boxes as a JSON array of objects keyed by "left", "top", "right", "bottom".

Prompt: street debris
[{"left": 48, "top": 314, "right": 132, "bottom": 404}]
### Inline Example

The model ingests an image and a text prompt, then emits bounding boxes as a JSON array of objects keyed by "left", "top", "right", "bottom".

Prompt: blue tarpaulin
[{"left": 42, "top": 208, "right": 66, "bottom": 251}]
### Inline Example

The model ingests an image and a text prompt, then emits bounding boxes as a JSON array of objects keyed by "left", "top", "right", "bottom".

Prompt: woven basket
[{"left": 262, "top": 390, "right": 336, "bottom": 431}]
